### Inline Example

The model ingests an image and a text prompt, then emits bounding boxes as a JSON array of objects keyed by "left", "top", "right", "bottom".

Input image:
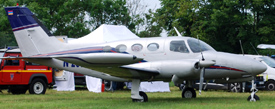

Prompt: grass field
[{"left": 0, "top": 87, "right": 275, "bottom": 109}]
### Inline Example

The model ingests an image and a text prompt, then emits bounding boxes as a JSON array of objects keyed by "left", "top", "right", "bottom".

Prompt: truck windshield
[
  {"left": 0, "top": 52, "right": 4, "bottom": 65},
  {"left": 260, "top": 57, "right": 275, "bottom": 68}
]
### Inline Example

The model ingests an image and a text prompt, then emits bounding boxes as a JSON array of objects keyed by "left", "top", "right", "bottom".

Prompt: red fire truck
[{"left": 0, "top": 48, "right": 54, "bottom": 94}]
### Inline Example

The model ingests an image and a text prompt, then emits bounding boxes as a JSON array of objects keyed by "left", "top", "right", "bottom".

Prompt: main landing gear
[
  {"left": 131, "top": 79, "right": 148, "bottom": 102},
  {"left": 181, "top": 81, "right": 196, "bottom": 98},
  {"left": 130, "top": 79, "right": 197, "bottom": 102},
  {"left": 182, "top": 87, "right": 196, "bottom": 98}
]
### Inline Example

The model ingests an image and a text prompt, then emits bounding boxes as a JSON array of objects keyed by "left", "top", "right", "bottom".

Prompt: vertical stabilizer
[{"left": 5, "top": 6, "right": 64, "bottom": 56}]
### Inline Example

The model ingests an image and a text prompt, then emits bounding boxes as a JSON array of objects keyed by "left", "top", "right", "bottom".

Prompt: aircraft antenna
[
  {"left": 173, "top": 27, "right": 182, "bottom": 37},
  {"left": 239, "top": 40, "right": 244, "bottom": 56},
  {"left": 250, "top": 42, "right": 259, "bottom": 55}
]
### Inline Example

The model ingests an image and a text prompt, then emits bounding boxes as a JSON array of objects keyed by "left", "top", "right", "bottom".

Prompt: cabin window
[
  {"left": 131, "top": 44, "right": 143, "bottom": 52},
  {"left": 170, "top": 40, "right": 189, "bottom": 53},
  {"left": 147, "top": 43, "right": 159, "bottom": 51},
  {"left": 115, "top": 44, "right": 127, "bottom": 53}
]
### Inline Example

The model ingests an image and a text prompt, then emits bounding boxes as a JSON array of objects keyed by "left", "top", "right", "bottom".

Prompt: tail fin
[{"left": 5, "top": 6, "right": 64, "bottom": 56}]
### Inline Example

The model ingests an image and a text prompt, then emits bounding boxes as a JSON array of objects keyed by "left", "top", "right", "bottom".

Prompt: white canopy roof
[
  {"left": 68, "top": 24, "right": 139, "bottom": 44},
  {"left": 257, "top": 44, "right": 275, "bottom": 49}
]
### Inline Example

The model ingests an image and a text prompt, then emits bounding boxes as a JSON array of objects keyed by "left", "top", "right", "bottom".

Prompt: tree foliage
[
  {"left": 85, "top": 0, "right": 137, "bottom": 32},
  {"left": 0, "top": 0, "right": 18, "bottom": 47},
  {"left": 151, "top": 0, "right": 275, "bottom": 54}
]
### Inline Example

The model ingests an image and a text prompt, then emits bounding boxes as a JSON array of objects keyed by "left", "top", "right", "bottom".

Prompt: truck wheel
[
  {"left": 29, "top": 78, "right": 47, "bottom": 94},
  {"left": 265, "top": 81, "right": 275, "bottom": 91},
  {"left": 228, "top": 83, "right": 242, "bottom": 92}
]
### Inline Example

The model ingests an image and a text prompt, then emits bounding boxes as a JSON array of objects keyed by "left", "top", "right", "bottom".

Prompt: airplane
[{"left": 4, "top": 6, "right": 267, "bottom": 102}]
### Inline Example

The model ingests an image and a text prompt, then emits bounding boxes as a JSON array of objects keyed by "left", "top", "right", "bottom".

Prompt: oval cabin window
[
  {"left": 131, "top": 44, "right": 143, "bottom": 52},
  {"left": 115, "top": 44, "right": 127, "bottom": 53},
  {"left": 147, "top": 43, "right": 159, "bottom": 51}
]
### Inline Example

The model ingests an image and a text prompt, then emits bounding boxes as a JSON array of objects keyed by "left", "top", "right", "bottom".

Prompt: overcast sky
[
  {"left": 142, "top": 0, "right": 161, "bottom": 12},
  {"left": 135, "top": 0, "right": 167, "bottom": 37}
]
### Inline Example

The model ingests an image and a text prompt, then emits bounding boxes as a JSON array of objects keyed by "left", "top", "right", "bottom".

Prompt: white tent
[{"left": 68, "top": 24, "right": 139, "bottom": 44}]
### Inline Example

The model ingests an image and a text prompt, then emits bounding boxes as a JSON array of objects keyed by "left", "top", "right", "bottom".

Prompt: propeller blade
[
  {"left": 199, "top": 67, "right": 205, "bottom": 95},
  {"left": 198, "top": 60, "right": 215, "bottom": 95}
]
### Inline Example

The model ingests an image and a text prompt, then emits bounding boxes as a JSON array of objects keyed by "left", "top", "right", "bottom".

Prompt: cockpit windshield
[
  {"left": 187, "top": 38, "right": 215, "bottom": 53},
  {"left": 260, "top": 57, "right": 275, "bottom": 68}
]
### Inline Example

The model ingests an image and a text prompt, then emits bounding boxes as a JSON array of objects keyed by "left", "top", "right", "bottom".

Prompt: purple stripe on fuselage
[
  {"left": 12, "top": 24, "right": 39, "bottom": 31},
  {"left": 207, "top": 65, "right": 246, "bottom": 72}
]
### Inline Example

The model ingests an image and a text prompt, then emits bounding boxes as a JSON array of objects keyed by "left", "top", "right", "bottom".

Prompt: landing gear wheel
[
  {"left": 265, "top": 81, "right": 275, "bottom": 91},
  {"left": 104, "top": 80, "right": 113, "bottom": 91},
  {"left": 132, "top": 91, "right": 148, "bottom": 102},
  {"left": 247, "top": 94, "right": 260, "bottom": 101},
  {"left": 182, "top": 88, "right": 196, "bottom": 98},
  {"left": 228, "top": 83, "right": 243, "bottom": 92},
  {"left": 29, "top": 78, "right": 47, "bottom": 94}
]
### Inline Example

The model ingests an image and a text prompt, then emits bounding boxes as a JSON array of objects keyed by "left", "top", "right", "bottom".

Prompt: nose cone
[{"left": 251, "top": 61, "right": 267, "bottom": 75}]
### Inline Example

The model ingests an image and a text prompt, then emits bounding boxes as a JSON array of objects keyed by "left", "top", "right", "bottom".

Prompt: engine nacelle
[
  {"left": 156, "top": 59, "right": 200, "bottom": 78},
  {"left": 122, "top": 59, "right": 200, "bottom": 80}
]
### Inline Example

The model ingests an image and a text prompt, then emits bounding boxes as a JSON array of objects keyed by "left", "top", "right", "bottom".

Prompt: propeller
[
  {"left": 198, "top": 60, "right": 215, "bottom": 95},
  {"left": 197, "top": 35, "right": 215, "bottom": 95}
]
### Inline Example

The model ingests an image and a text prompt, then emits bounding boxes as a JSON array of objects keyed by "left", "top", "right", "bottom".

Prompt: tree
[
  {"left": 151, "top": 0, "right": 275, "bottom": 54},
  {"left": 0, "top": 0, "right": 18, "bottom": 47},
  {"left": 24, "top": 0, "right": 90, "bottom": 38},
  {"left": 138, "top": 9, "right": 163, "bottom": 37},
  {"left": 85, "top": 0, "right": 138, "bottom": 33}
]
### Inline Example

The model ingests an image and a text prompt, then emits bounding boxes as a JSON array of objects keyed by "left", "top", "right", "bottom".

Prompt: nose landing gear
[{"left": 247, "top": 78, "right": 260, "bottom": 102}]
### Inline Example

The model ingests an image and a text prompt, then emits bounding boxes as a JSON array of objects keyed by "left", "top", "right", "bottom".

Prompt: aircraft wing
[
  {"left": 120, "top": 65, "right": 159, "bottom": 74},
  {"left": 50, "top": 53, "right": 143, "bottom": 64},
  {"left": 0, "top": 56, "right": 52, "bottom": 60},
  {"left": 120, "top": 65, "right": 160, "bottom": 80},
  {"left": 257, "top": 44, "right": 275, "bottom": 49}
]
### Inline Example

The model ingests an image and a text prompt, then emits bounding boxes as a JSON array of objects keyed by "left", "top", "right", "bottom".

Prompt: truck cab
[{"left": 0, "top": 48, "right": 54, "bottom": 94}]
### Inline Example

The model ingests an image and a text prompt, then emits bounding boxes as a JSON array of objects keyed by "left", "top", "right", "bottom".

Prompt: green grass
[{"left": 0, "top": 87, "right": 275, "bottom": 109}]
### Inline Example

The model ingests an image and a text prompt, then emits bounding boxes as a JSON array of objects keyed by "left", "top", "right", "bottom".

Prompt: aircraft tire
[
  {"left": 132, "top": 91, "right": 148, "bottom": 102},
  {"left": 265, "top": 81, "right": 275, "bottom": 91},
  {"left": 104, "top": 80, "right": 113, "bottom": 91},
  {"left": 182, "top": 88, "right": 196, "bottom": 98},
  {"left": 29, "top": 78, "right": 47, "bottom": 94},
  {"left": 247, "top": 94, "right": 260, "bottom": 101}
]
